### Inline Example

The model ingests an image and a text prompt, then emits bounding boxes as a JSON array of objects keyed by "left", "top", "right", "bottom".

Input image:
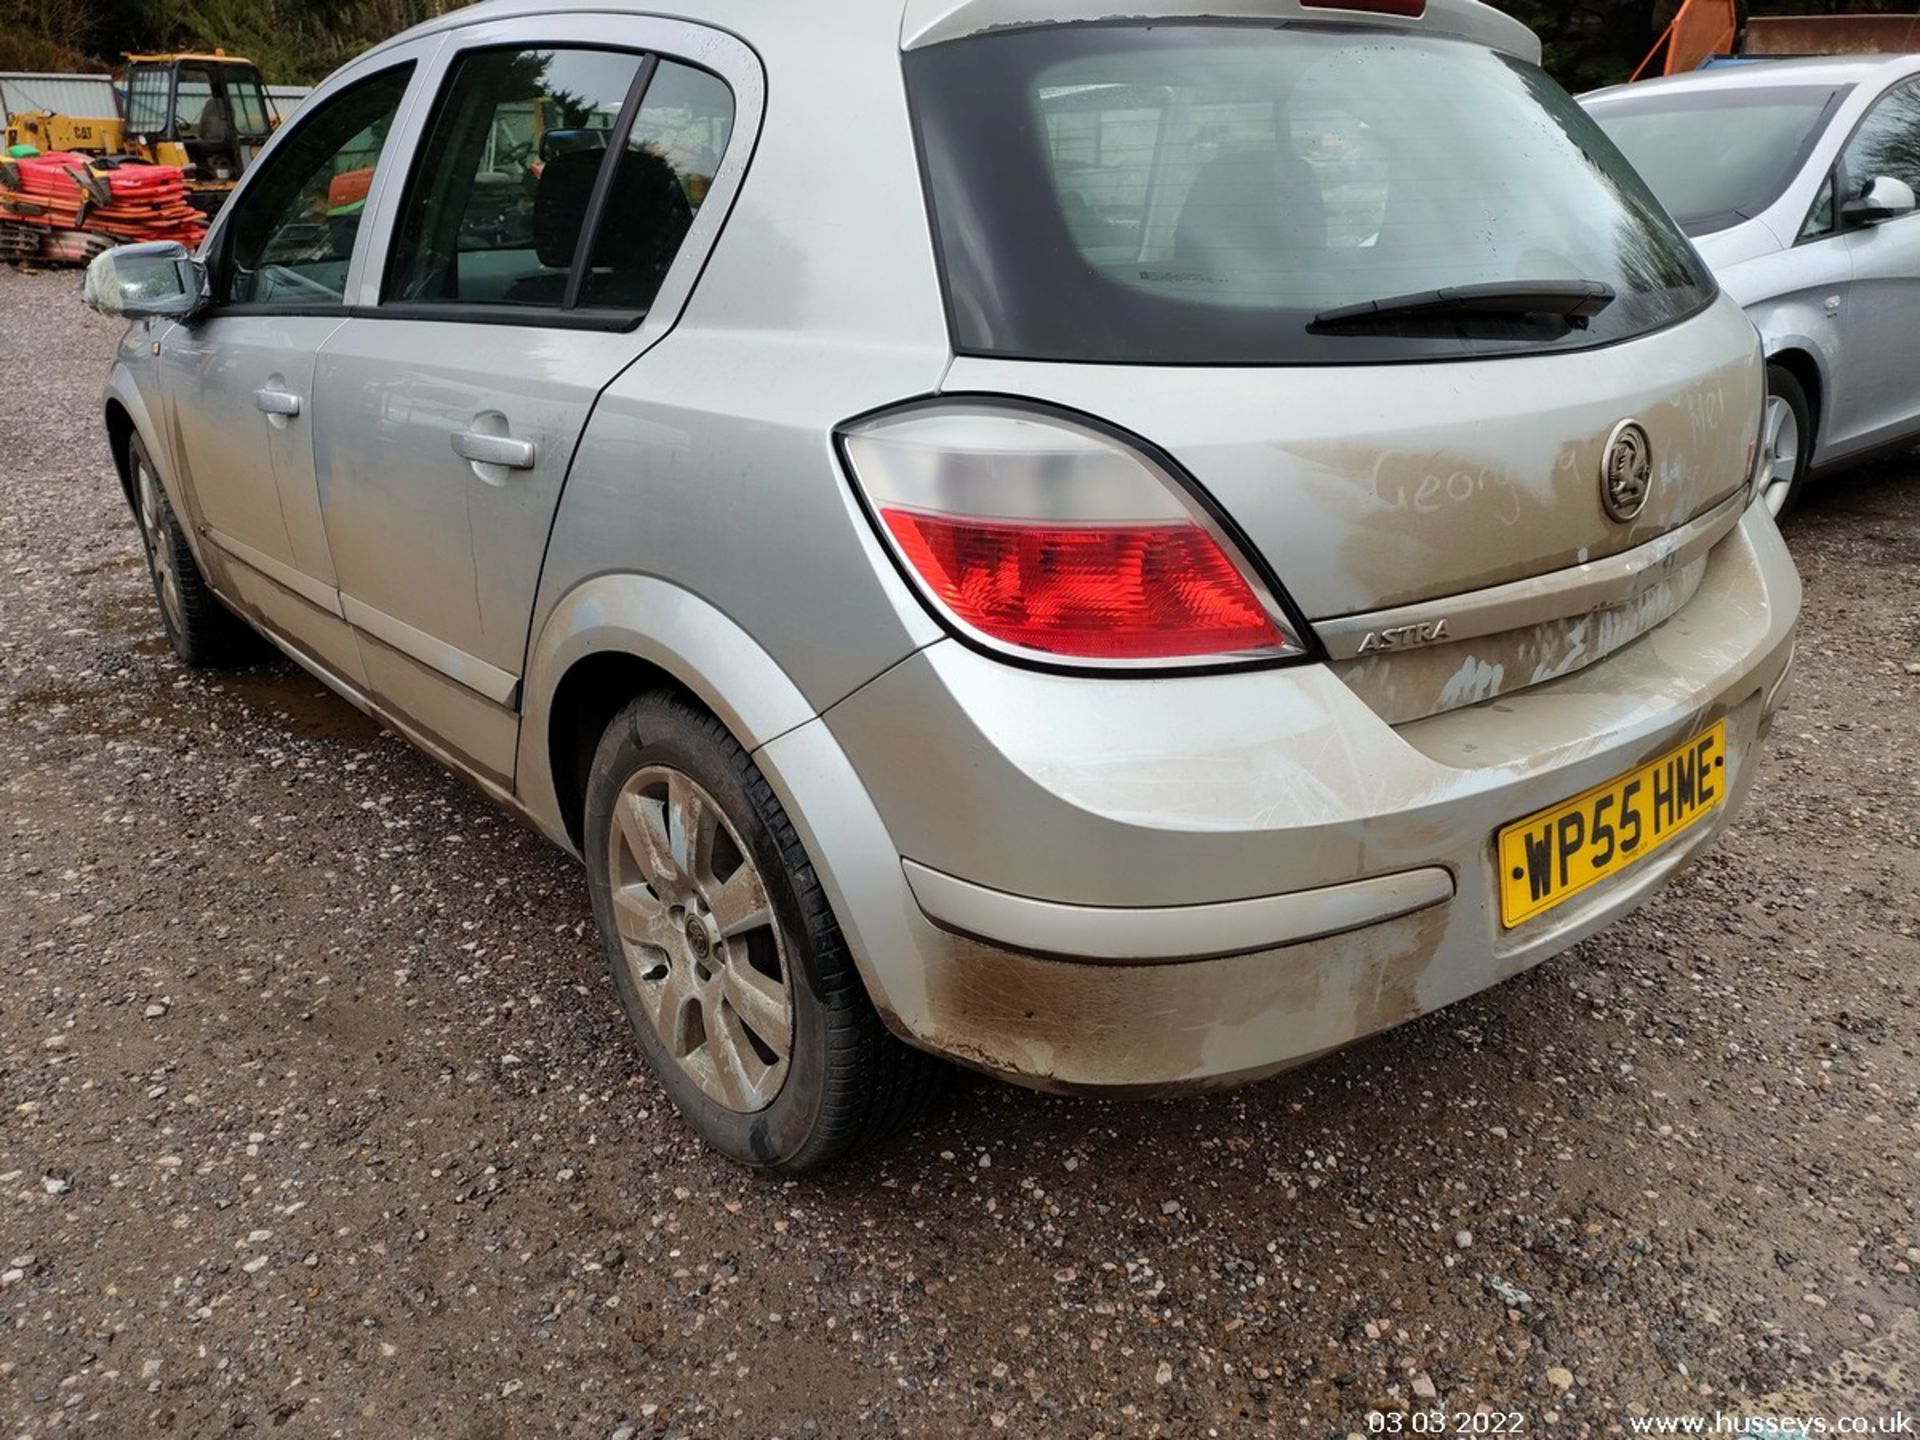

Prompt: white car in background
[{"left": 1585, "top": 55, "right": 1920, "bottom": 515}]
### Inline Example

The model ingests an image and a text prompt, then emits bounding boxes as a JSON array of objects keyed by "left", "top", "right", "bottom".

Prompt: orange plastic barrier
[
  {"left": 1633, "top": 0, "right": 1739, "bottom": 80},
  {"left": 0, "top": 152, "right": 206, "bottom": 264}
]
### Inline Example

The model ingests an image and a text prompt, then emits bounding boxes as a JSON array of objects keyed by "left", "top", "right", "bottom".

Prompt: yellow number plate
[{"left": 1497, "top": 721, "right": 1727, "bottom": 929}]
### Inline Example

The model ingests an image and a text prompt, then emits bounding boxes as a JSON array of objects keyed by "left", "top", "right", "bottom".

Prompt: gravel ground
[{"left": 1, "top": 264, "right": 1916, "bottom": 1439}]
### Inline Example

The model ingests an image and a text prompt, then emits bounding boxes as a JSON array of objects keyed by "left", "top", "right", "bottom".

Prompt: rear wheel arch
[
  {"left": 527, "top": 576, "right": 822, "bottom": 852},
  {"left": 547, "top": 650, "right": 684, "bottom": 851}
]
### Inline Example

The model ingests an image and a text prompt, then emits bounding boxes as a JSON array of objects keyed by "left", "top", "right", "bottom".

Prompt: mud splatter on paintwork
[
  {"left": 1334, "top": 559, "right": 1707, "bottom": 725},
  {"left": 1282, "top": 350, "right": 1757, "bottom": 617},
  {"left": 914, "top": 905, "right": 1453, "bottom": 1095}
]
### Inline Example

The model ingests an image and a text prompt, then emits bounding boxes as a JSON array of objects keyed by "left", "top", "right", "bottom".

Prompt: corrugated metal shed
[
  {"left": 265, "top": 85, "right": 310, "bottom": 120},
  {"left": 1744, "top": 15, "right": 1920, "bottom": 57},
  {"left": 0, "top": 73, "right": 120, "bottom": 122}
]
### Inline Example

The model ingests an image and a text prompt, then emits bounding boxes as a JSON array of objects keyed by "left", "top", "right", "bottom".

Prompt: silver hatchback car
[
  {"left": 85, "top": 0, "right": 1800, "bottom": 1170},
  {"left": 1584, "top": 55, "right": 1920, "bottom": 516}
]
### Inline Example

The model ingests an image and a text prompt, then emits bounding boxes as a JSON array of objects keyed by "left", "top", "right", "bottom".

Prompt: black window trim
[
  {"left": 349, "top": 300, "right": 643, "bottom": 329},
  {"left": 202, "top": 58, "right": 420, "bottom": 322}
]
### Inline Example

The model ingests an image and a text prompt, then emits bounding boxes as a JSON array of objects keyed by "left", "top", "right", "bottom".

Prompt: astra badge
[
  {"left": 1601, "top": 420, "right": 1654, "bottom": 522},
  {"left": 1357, "top": 618, "right": 1450, "bottom": 655}
]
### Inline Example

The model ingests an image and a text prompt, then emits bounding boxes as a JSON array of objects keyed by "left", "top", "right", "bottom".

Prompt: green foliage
[
  {"left": 0, "top": 0, "right": 100, "bottom": 71},
  {"left": 0, "top": 0, "right": 457, "bottom": 83}
]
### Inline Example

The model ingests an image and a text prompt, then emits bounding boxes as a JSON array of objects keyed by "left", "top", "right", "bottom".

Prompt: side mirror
[
  {"left": 81, "top": 242, "right": 210, "bottom": 321},
  {"left": 1842, "top": 174, "right": 1918, "bottom": 227}
]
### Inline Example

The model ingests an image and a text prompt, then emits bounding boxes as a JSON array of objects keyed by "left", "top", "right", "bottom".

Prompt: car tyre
[
  {"left": 128, "top": 433, "right": 254, "bottom": 667},
  {"left": 583, "top": 690, "right": 943, "bottom": 1172},
  {"left": 1760, "top": 364, "right": 1812, "bottom": 519}
]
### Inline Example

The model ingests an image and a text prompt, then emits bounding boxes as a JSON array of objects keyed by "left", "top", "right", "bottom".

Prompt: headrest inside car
[{"left": 532, "top": 148, "right": 604, "bottom": 271}]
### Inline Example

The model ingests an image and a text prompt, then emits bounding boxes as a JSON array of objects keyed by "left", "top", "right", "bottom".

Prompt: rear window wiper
[{"left": 1311, "top": 280, "right": 1617, "bottom": 330}]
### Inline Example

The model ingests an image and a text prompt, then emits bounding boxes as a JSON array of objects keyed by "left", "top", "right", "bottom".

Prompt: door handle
[
  {"left": 253, "top": 388, "right": 301, "bottom": 418},
  {"left": 452, "top": 430, "right": 536, "bottom": 471}
]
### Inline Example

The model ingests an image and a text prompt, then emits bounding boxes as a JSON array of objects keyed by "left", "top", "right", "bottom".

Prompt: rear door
[
  {"left": 1833, "top": 76, "right": 1920, "bottom": 454},
  {"left": 162, "top": 60, "right": 417, "bottom": 688},
  {"left": 312, "top": 17, "right": 749, "bottom": 783}
]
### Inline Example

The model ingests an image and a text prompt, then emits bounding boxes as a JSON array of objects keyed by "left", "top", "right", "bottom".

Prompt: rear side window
[
  {"left": 578, "top": 61, "right": 734, "bottom": 310},
  {"left": 906, "top": 24, "right": 1716, "bottom": 364},
  {"left": 220, "top": 64, "right": 413, "bottom": 307},
  {"left": 384, "top": 49, "right": 734, "bottom": 316}
]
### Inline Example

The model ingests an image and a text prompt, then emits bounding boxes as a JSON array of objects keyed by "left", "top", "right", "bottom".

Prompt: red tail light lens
[
  {"left": 880, "top": 510, "right": 1285, "bottom": 661},
  {"left": 1300, "top": 0, "right": 1426, "bottom": 15},
  {"left": 839, "top": 403, "right": 1304, "bottom": 669}
]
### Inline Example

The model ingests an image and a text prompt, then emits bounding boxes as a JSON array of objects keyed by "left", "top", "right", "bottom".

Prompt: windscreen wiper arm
[{"left": 1311, "top": 280, "right": 1617, "bottom": 329}]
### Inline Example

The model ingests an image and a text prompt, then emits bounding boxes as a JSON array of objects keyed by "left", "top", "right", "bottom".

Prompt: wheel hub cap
[
  {"left": 606, "top": 765, "right": 793, "bottom": 1113},
  {"left": 684, "top": 916, "right": 712, "bottom": 962}
]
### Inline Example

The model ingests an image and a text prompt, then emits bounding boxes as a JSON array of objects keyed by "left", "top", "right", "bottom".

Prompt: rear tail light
[
  {"left": 1300, "top": 0, "right": 1427, "bottom": 16},
  {"left": 837, "top": 402, "right": 1305, "bottom": 669}
]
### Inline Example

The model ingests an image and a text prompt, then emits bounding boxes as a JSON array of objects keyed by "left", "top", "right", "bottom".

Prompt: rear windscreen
[{"left": 905, "top": 23, "right": 1717, "bottom": 364}]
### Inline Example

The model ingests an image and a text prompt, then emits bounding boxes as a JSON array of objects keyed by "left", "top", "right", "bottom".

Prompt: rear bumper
[{"left": 758, "top": 499, "right": 1799, "bottom": 1091}]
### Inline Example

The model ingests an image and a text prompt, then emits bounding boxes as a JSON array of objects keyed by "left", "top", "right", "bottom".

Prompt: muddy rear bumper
[{"left": 758, "top": 499, "right": 1799, "bottom": 1091}]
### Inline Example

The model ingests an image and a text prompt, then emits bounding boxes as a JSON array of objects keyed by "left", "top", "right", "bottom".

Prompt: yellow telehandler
[{"left": 3, "top": 52, "right": 278, "bottom": 216}]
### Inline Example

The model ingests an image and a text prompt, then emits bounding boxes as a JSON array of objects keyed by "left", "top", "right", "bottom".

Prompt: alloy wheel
[
  {"left": 605, "top": 765, "right": 793, "bottom": 1112},
  {"left": 1760, "top": 394, "right": 1801, "bottom": 519},
  {"left": 135, "top": 456, "right": 185, "bottom": 635}
]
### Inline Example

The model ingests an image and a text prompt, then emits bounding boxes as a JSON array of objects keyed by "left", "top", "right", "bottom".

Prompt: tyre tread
[
  {"left": 131, "top": 436, "right": 254, "bottom": 669},
  {"left": 601, "top": 693, "right": 942, "bottom": 1172}
]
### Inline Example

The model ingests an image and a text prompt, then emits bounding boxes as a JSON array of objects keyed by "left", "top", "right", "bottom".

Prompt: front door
[
  {"left": 164, "top": 61, "right": 418, "bottom": 686},
  {"left": 312, "top": 37, "right": 739, "bottom": 783},
  {"left": 1832, "top": 78, "right": 1920, "bottom": 455}
]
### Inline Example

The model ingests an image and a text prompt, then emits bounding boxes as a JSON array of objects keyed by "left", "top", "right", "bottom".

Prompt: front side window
[
  {"left": 1841, "top": 79, "right": 1920, "bottom": 202},
  {"left": 219, "top": 65, "right": 413, "bottom": 307},
  {"left": 908, "top": 24, "right": 1718, "bottom": 365}
]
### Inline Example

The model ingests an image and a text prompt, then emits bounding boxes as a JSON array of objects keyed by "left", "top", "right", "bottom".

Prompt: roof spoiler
[{"left": 899, "top": 0, "right": 1541, "bottom": 64}]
